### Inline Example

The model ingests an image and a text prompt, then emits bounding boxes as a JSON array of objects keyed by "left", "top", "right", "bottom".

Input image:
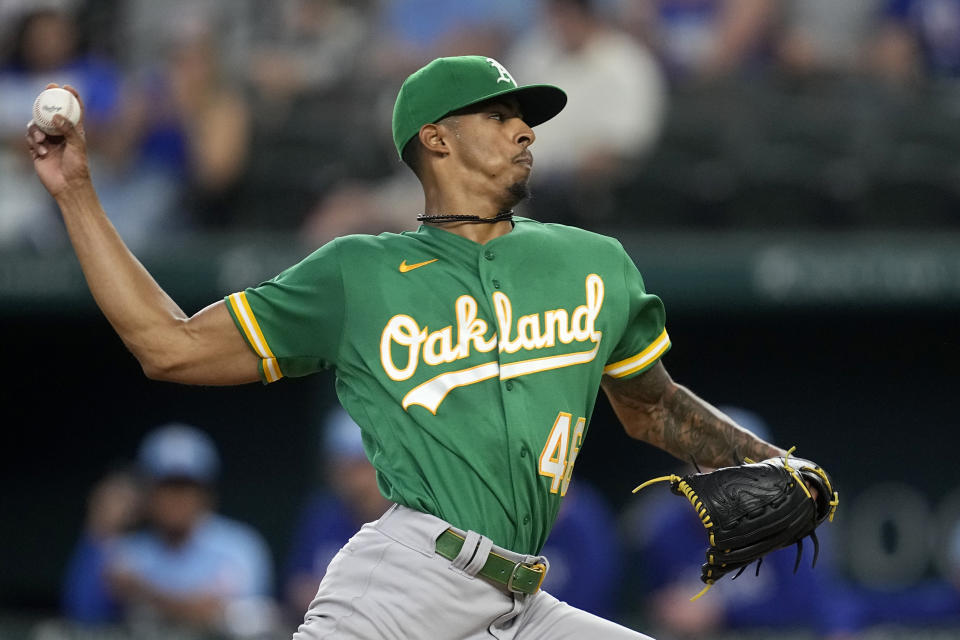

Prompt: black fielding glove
[{"left": 633, "top": 448, "right": 838, "bottom": 600}]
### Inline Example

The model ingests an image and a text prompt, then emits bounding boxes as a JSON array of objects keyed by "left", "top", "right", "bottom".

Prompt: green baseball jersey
[{"left": 226, "top": 217, "right": 670, "bottom": 554}]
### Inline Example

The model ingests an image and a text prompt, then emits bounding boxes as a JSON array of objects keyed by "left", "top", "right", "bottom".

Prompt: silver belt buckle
[
  {"left": 506, "top": 561, "right": 547, "bottom": 594},
  {"left": 506, "top": 561, "right": 525, "bottom": 594}
]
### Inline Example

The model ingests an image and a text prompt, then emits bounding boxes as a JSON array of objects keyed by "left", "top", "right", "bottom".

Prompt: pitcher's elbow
[
  {"left": 140, "top": 358, "right": 171, "bottom": 381},
  {"left": 138, "top": 350, "right": 184, "bottom": 382}
]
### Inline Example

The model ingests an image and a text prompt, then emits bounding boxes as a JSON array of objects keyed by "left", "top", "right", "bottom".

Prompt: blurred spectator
[
  {"left": 0, "top": 6, "right": 122, "bottom": 138},
  {"left": 507, "top": 0, "right": 667, "bottom": 224},
  {"left": 0, "top": 0, "right": 49, "bottom": 45},
  {"left": 62, "top": 469, "right": 143, "bottom": 623},
  {"left": 120, "top": 0, "right": 253, "bottom": 81},
  {"left": 614, "top": 0, "right": 777, "bottom": 83},
  {"left": 775, "top": 0, "right": 883, "bottom": 76},
  {"left": 540, "top": 481, "right": 622, "bottom": 620},
  {"left": 248, "top": 0, "right": 368, "bottom": 110},
  {"left": 870, "top": 0, "right": 960, "bottom": 84},
  {"left": 237, "top": 1, "right": 397, "bottom": 235},
  {"left": 62, "top": 423, "right": 277, "bottom": 637},
  {"left": 95, "top": 22, "right": 251, "bottom": 244},
  {"left": 619, "top": 407, "right": 854, "bottom": 636},
  {"left": 283, "top": 408, "right": 392, "bottom": 619},
  {"left": 0, "top": 6, "right": 122, "bottom": 249}
]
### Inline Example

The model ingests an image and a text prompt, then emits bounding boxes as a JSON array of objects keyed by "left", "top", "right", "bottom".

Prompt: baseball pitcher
[{"left": 27, "top": 55, "right": 835, "bottom": 639}]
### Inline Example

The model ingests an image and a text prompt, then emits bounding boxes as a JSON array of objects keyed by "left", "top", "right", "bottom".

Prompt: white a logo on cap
[{"left": 486, "top": 57, "right": 516, "bottom": 86}]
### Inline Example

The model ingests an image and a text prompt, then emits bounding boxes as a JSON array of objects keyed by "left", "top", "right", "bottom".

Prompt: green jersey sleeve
[
  {"left": 225, "top": 239, "right": 345, "bottom": 383},
  {"left": 602, "top": 242, "right": 670, "bottom": 379}
]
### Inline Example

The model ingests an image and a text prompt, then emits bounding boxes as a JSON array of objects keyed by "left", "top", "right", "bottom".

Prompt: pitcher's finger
[
  {"left": 61, "top": 84, "right": 86, "bottom": 124},
  {"left": 51, "top": 114, "right": 79, "bottom": 141},
  {"left": 26, "top": 119, "right": 47, "bottom": 144}
]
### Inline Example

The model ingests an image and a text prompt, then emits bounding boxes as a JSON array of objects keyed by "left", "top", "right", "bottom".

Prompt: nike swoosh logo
[{"left": 399, "top": 258, "right": 439, "bottom": 273}]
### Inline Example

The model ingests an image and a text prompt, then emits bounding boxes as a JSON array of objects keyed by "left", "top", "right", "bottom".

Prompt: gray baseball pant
[{"left": 292, "top": 503, "right": 654, "bottom": 640}]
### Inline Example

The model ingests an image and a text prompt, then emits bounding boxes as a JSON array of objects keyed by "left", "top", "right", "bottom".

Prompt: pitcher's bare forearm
[
  {"left": 54, "top": 184, "right": 259, "bottom": 384},
  {"left": 28, "top": 89, "right": 258, "bottom": 385},
  {"left": 55, "top": 184, "right": 186, "bottom": 350},
  {"left": 602, "top": 361, "right": 784, "bottom": 468}
]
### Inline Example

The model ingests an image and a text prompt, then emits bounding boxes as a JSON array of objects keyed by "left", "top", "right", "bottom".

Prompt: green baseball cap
[{"left": 392, "top": 55, "right": 567, "bottom": 158}]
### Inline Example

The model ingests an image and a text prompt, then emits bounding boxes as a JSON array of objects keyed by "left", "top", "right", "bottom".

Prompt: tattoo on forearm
[
  {"left": 659, "top": 385, "right": 782, "bottom": 468},
  {"left": 603, "top": 364, "right": 783, "bottom": 468}
]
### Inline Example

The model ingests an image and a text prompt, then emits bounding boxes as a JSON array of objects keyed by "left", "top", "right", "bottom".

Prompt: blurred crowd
[
  {"left": 54, "top": 407, "right": 960, "bottom": 639},
  {"left": 3, "top": 0, "right": 960, "bottom": 252}
]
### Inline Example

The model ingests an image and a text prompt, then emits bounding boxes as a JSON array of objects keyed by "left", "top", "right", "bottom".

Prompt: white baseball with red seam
[{"left": 32, "top": 87, "right": 80, "bottom": 135}]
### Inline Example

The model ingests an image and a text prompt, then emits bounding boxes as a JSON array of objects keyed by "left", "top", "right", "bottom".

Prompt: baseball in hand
[{"left": 32, "top": 87, "right": 81, "bottom": 135}]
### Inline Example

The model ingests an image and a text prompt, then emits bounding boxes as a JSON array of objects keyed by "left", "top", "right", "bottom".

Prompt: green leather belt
[{"left": 435, "top": 529, "right": 546, "bottom": 595}]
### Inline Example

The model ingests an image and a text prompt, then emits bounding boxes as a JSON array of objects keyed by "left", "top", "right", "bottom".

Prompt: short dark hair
[{"left": 401, "top": 136, "right": 423, "bottom": 178}]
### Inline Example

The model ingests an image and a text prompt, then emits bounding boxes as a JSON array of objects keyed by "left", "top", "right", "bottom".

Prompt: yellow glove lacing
[
  {"left": 782, "top": 446, "right": 840, "bottom": 522},
  {"left": 633, "top": 474, "right": 718, "bottom": 601}
]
